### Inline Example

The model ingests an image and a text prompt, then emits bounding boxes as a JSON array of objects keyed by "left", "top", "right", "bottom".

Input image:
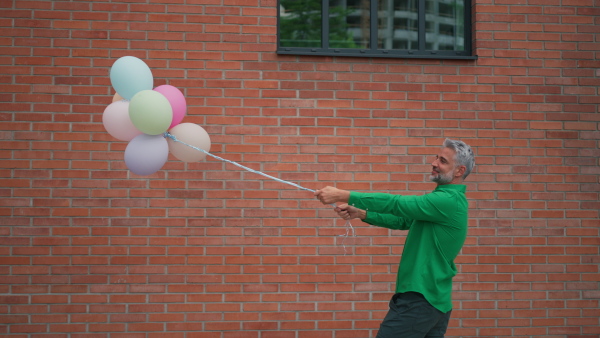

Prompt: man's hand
[
  {"left": 335, "top": 204, "right": 366, "bottom": 221},
  {"left": 314, "top": 186, "right": 350, "bottom": 205}
]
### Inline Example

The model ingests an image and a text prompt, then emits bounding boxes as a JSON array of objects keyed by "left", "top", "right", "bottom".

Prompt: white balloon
[{"left": 102, "top": 101, "right": 142, "bottom": 141}]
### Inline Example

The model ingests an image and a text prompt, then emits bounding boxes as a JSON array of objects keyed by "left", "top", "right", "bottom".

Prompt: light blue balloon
[
  {"left": 124, "top": 134, "right": 169, "bottom": 176},
  {"left": 110, "top": 56, "right": 153, "bottom": 100}
]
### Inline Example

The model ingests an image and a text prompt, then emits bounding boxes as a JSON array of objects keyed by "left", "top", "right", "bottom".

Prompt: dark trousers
[{"left": 375, "top": 292, "right": 452, "bottom": 338}]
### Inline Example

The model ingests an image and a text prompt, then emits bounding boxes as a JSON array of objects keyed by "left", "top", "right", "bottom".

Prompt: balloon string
[{"left": 164, "top": 132, "right": 356, "bottom": 254}]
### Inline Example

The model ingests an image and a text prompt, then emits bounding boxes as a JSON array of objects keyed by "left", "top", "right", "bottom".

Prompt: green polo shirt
[{"left": 348, "top": 184, "right": 468, "bottom": 313}]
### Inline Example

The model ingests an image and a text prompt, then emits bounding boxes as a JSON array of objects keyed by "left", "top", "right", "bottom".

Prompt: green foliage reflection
[{"left": 280, "top": 0, "right": 358, "bottom": 49}]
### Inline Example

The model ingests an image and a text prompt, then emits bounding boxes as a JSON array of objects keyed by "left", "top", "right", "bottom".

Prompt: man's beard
[{"left": 429, "top": 170, "right": 453, "bottom": 184}]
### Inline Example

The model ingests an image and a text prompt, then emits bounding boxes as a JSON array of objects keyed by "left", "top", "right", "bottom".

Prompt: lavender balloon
[{"left": 124, "top": 134, "right": 169, "bottom": 176}]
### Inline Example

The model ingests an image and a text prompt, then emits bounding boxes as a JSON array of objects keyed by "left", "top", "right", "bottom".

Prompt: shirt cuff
[
  {"left": 348, "top": 191, "right": 368, "bottom": 210},
  {"left": 362, "top": 210, "right": 377, "bottom": 225}
]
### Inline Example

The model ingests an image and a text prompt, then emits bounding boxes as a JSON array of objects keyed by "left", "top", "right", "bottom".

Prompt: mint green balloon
[
  {"left": 129, "top": 90, "right": 173, "bottom": 135},
  {"left": 110, "top": 56, "right": 153, "bottom": 100}
]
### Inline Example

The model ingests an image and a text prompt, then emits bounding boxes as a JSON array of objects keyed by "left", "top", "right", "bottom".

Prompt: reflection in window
[
  {"left": 278, "top": 0, "right": 472, "bottom": 58},
  {"left": 425, "top": 0, "right": 465, "bottom": 51},
  {"left": 279, "top": 0, "right": 322, "bottom": 48},
  {"left": 329, "top": 0, "right": 370, "bottom": 49},
  {"left": 378, "top": 0, "right": 418, "bottom": 50}
]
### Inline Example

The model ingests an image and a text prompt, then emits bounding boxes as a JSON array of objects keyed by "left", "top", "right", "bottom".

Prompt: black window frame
[{"left": 277, "top": 0, "right": 476, "bottom": 60}]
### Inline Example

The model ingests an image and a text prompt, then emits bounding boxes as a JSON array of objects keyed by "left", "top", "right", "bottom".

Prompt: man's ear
[{"left": 455, "top": 165, "right": 466, "bottom": 178}]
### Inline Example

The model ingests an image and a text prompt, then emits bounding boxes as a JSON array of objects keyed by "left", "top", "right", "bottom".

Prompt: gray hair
[{"left": 443, "top": 138, "right": 475, "bottom": 179}]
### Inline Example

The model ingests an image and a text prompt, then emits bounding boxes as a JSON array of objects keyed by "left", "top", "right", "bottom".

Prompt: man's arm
[
  {"left": 316, "top": 186, "right": 455, "bottom": 224},
  {"left": 348, "top": 191, "right": 456, "bottom": 223},
  {"left": 364, "top": 212, "right": 412, "bottom": 230},
  {"left": 336, "top": 204, "right": 412, "bottom": 230}
]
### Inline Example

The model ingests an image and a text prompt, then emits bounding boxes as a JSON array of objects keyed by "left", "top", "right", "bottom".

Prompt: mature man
[{"left": 314, "top": 139, "right": 475, "bottom": 338}]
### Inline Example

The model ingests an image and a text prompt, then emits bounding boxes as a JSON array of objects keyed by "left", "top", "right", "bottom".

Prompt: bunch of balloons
[{"left": 102, "top": 56, "right": 211, "bottom": 176}]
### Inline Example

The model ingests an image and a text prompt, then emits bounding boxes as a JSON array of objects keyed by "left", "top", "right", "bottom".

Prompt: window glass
[
  {"left": 277, "top": 0, "right": 473, "bottom": 59},
  {"left": 329, "top": 0, "right": 370, "bottom": 49},
  {"left": 425, "top": 0, "right": 465, "bottom": 51},
  {"left": 378, "top": 0, "right": 418, "bottom": 50},
  {"left": 280, "top": 0, "right": 322, "bottom": 48}
]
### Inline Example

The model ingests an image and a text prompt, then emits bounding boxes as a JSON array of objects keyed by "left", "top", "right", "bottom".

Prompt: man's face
[{"left": 429, "top": 147, "right": 458, "bottom": 185}]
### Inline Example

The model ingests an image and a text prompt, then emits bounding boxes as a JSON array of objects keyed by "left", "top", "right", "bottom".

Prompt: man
[{"left": 314, "top": 139, "right": 475, "bottom": 338}]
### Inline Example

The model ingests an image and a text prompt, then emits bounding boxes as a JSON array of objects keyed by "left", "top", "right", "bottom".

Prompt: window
[{"left": 277, "top": 0, "right": 475, "bottom": 59}]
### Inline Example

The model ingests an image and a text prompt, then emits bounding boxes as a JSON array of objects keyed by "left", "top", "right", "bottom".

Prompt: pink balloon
[
  {"left": 154, "top": 85, "right": 186, "bottom": 128},
  {"left": 102, "top": 101, "right": 143, "bottom": 141}
]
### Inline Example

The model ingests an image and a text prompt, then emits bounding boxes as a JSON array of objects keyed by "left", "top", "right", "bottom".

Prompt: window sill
[{"left": 277, "top": 49, "right": 478, "bottom": 60}]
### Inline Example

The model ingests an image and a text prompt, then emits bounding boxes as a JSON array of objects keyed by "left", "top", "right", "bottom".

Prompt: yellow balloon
[
  {"left": 112, "top": 92, "right": 124, "bottom": 102},
  {"left": 167, "top": 123, "right": 211, "bottom": 162}
]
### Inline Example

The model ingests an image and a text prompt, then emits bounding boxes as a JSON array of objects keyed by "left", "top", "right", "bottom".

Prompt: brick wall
[{"left": 1, "top": 0, "right": 599, "bottom": 337}]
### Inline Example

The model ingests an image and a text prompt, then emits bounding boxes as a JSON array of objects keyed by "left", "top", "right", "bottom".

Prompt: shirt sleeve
[
  {"left": 349, "top": 190, "right": 457, "bottom": 224},
  {"left": 363, "top": 211, "right": 412, "bottom": 230}
]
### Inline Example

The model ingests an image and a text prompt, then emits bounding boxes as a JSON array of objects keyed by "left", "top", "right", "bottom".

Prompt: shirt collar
[{"left": 434, "top": 184, "right": 467, "bottom": 193}]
